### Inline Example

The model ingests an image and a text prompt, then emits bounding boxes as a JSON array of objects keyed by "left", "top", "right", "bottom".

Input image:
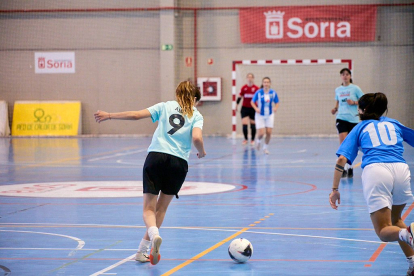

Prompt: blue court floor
[{"left": 0, "top": 136, "right": 413, "bottom": 276}]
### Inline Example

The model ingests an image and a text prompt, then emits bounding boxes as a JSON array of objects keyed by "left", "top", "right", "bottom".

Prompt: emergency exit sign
[{"left": 161, "top": 44, "right": 173, "bottom": 50}]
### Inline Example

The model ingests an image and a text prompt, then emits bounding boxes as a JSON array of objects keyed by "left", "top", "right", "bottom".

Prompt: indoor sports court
[
  {"left": 1, "top": 137, "right": 413, "bottom": 276},
  {"left": 1, "top": 1, "right": 413, "bottom": 276}
]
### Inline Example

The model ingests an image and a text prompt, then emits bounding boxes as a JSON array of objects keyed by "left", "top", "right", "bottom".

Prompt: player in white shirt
[
  {"left": 94, "top": 81, "right": 206, "bottom": 265},
  {"left": 329, "top": 93, "right": 414, "bottom": 275}
]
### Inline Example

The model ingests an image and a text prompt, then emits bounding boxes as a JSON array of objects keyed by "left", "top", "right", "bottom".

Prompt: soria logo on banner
[
  {"left": 240, "top": 5, "right": 377, "bottom": 43},
  {"left": 35, "top": 52, "right": 75, "bottom": 74}
]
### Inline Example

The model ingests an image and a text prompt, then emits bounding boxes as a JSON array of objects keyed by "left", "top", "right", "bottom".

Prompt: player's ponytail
[
  {"left": 358, "top": 92, "right": 388, "bottom": 120},
  {"left": 176, "top": 81, "right": 199, "bottom": 118}
]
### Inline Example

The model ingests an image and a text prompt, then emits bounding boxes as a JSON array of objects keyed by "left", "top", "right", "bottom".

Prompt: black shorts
[
  {"left": 143, "top": 152, "right": 188, "bottom": 198},
  {"left": 336, "top": 119, "right": 358, "bottom": 134},
  {"left": 241, "top": 106, "right": 255, "bottom": 120}
]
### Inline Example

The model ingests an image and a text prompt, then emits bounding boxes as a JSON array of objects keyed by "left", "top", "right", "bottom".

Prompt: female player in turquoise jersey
[
  {"left": 94, "top": 81, "right": 206, "bottom": 265},
  {"left": 251, "top": 77, "right": 280, "bottom": 154},
  {"left": 331, "top": 68, "right": 364, "bottom": 178},
  {"left": 329, "top": 93, "right": 414, "bottom": 275}
]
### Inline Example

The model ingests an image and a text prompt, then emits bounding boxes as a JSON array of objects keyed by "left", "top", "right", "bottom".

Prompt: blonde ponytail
[{"left": 175, "top": 81, "right": 199, "bottom": 118}]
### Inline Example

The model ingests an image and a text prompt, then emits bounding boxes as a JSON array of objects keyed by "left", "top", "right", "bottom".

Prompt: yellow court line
[
  {"left": 162, "top": 213, "right": 274, "bottom": 275},
  {"left": 354, "top": 161, "right": 361, "bottom": 168},
  {"left": 161, "top": 227, "right": 250, "bottom": 276}
]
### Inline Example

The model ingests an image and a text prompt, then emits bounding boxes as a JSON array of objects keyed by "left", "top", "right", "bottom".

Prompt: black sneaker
[
  {"left": 347, "top": 168, "right": 353, "bottom": 178},
  {"left": 341, "top": 170, "right": 347, "bottom": 178}
]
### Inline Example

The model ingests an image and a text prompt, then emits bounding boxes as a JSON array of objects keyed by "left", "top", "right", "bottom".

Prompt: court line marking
[
  {"left": 367, "top": 201, "right": 414, "bottom": 264},
  {"left": 89, "top": 254, "right": 135, "bottom": 276},
  {"left": 11, "top": 146, "right": 141, "bottom": 171},
  {"left": 0, "top": 230, "right": 85, "bottom": 251},
  {"left": 88, "top": 214, "right": 273, "bottom": 276},
  {"left": 0, "top": 248, "right": 138, "bottom": 251},
  {"left": 157, "top": 227, "right": 398, "bottom": 246},
  {"left": 160, "top": 213, "right": 267, "bottom": 275},
  {"left": 161, "top": 227, "right": 251, "bottom": 276},
  {"left": 0, "top": 222, "right": 375, "bottom": 231},
  {"left": 88, "top": 148, "right": 147, "bottom": 162},
  {"left": 46, "top": 241, "right": 122, "bottom": 275},
  {"left": 0, "top": 257, "right": 372, "bottom": 263}
]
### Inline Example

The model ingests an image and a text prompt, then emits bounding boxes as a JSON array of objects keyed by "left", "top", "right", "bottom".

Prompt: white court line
[
  {"left": 0, "top": 230, "right": 85, "bottom": 250},
  {"left": 87, "top": 226, "right": 396, "bottom": 275},
  {"left": 1, "top": 224, "right": 387, "bottom": 246},
  {"left": 88, "top": 149, "right": 147, "bottom": 162},
  {"left": 90, "top": 254, "right": 135, "bottom": 276},
  {"left": 0, "top": 222, "right": 145, "bottom": 227},
  {"left": 0, "top": 248, "right": 136, "bottom": 251},
  {"left": 0, "top": 229, "right": 85, "bottom": 256},
  {"left": 164, "top": 227, "right": 398, "bottom": 246}
]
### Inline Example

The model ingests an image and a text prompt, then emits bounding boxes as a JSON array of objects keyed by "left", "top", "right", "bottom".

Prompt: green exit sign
[{"left": 161, "top": 44, "right": 173, "bottom": 51}]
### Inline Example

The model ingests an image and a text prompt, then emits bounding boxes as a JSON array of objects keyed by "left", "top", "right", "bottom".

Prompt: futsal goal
[{"left": 232, "top": 59, "right": 353, "bottom": 138}]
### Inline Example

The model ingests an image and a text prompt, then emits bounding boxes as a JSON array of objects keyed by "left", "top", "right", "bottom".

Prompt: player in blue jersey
[
  {"left": 94, "top": 81, "right": 206, "bottom": 265},
  {"left": 331, "top": 68, "right": 364, "bottom": 178},
  {"left": 329, "top": 93, "right": 414, "bottom": 275},
  {"left": 251, "top": 77, "right": 280, "bottom": 154}
]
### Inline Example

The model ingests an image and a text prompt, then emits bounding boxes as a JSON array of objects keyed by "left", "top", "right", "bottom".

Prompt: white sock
[
  {"left": 263, "top": 143, "right": 268, "bottom": 150},
  {"left": 345, "top": 163, "right": 349, "bottom": 170},
  {"left": 400, "top": 229, "right": 409, "bottom": 243},
  {"left": 148, "top": 226, "right": 159, "bottom": 241},
  {"left": 407, "top": 255, "right": 414, "bottom": 268},
  {"left": 138, "top": 238, "right": 151, "bottom": 253},
  {"left": 256, "top": 138, "right": 262, "bottom": 145}
]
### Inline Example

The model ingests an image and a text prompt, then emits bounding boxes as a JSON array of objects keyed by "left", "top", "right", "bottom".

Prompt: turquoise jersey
[
  {"left": 147, "top": 101, "right": 203, "bottom": 162},
  {"left": 335, "top": 84, "right": 364, "bottom": 124}
]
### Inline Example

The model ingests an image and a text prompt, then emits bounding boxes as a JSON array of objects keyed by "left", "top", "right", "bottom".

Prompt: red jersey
[{"left": 239, "top": 84, "right": 259, "bottom": 108}]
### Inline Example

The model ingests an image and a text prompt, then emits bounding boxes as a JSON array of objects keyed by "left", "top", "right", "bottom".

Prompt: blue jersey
[
  {"left": 147, "top": 101, "right": 203, "bottom": 161},
  {"left": 337, "top": 117, "right": 414, "bottom": 168},
  {"left": 335, "top": 84, "right": 364, "bottom": 123},
  {"left": 252, "top": 89, "right": 279, "bottom": 116}
]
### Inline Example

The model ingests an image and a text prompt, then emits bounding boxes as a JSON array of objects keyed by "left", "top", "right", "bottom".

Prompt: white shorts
[
  {"left": 255, "top": 113, "right": 274, "bottom": 129},
  {"left": 361, "top": 163, "right": 413, "bottom": 214}
]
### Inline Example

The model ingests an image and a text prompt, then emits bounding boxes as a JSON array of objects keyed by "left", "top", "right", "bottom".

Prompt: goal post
[{"left": 232, "top": 59, "right": 353, "bottom": 139}]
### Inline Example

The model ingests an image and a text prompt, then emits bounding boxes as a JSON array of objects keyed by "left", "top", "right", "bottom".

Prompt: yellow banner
[{"left": 12, "top": 101, "right": 81, "bottom": 136}]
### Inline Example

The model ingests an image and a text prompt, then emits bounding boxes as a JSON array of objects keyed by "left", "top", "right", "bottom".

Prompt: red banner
[{"left": 240, "top": 5, "right": 377, "bottom": 43}]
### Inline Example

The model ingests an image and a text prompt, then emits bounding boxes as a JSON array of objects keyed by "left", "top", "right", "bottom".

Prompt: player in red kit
[{"left": 236, "top": 73, "right": 259, "bottom": 145}]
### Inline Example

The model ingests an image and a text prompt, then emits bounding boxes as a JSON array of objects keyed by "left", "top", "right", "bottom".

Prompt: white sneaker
[
  {"left": 150, "top": 235, "right": 162, "bottom": 265},
  {"left": 135, "top": 252, "right": 150, "bottom": 263},
  {"left": 264, "top": 149, "right": 269, "bottom": 155},
  {"left": 256, "top": 142, "right": 261, "bottom": 151}
]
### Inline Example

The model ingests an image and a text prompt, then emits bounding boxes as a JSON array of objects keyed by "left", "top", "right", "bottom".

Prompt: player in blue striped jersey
[
  {"left": 329, "top": 93, "right": 414, "bottom": 275},
  {"left": 94, "top": 81, "right": 206, "bottom": 265},
  {"left": 251, "top": 77, "right": 280, "bottom": 154}
]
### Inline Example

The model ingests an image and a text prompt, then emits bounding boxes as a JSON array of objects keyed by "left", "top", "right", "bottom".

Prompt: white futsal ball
[{"left": 228, "top": 238, "right": 253, "bottom": 263}]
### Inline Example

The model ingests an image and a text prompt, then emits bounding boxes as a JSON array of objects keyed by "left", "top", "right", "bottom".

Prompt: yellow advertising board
[{"left": 12, "top": 101, "right": 81, "bottom": 136}]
